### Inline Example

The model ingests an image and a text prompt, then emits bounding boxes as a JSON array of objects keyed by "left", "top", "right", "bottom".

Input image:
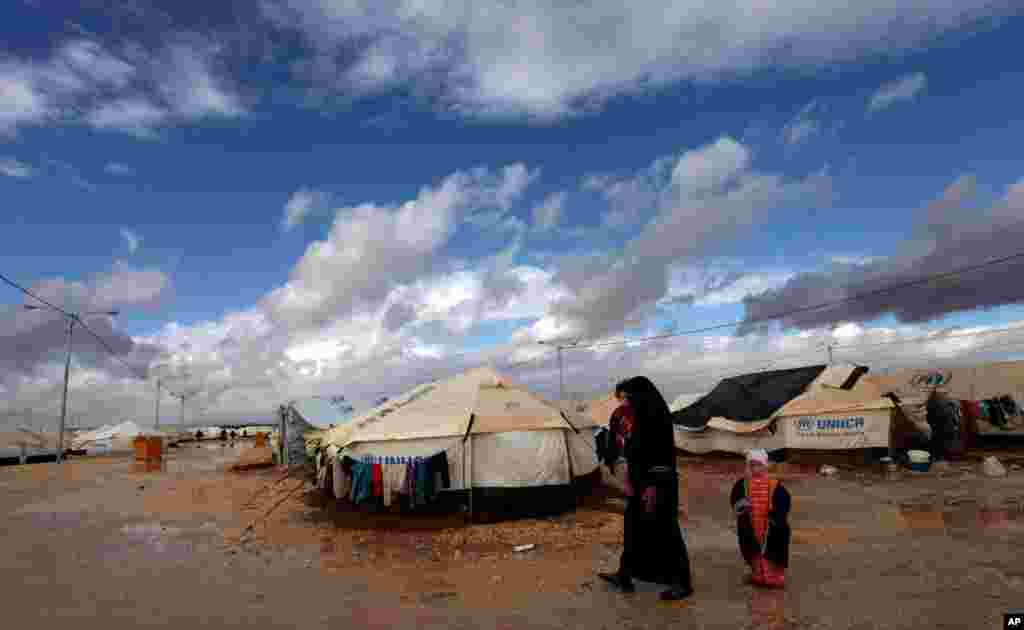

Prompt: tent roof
[
  {"left": 698, "top": 363, "right": 893, "bottom": 432},
  {"left": 289, "top": 397, "right": 354, "bottom": 429},
  {"left": 323, "top": 366, "right": 595, "bottom": 449},
  {"left": 673, "top": 364, "right": 829, "bottom": 429}
]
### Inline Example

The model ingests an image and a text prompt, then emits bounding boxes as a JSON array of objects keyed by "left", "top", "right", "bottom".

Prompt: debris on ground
[
  {"left": 982, "top": 456, "right": 1007, "bottom": 478},
  {"left": 819, "top": 465, "right": 838, "bottom": 477},
  {"left": 513, "top": 544, "right": 535, "bottom": 553}
]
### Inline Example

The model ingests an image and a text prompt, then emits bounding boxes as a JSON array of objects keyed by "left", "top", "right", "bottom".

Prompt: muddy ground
[{"left": 1, "top": 442, "right": 1022, "bottom": 629}]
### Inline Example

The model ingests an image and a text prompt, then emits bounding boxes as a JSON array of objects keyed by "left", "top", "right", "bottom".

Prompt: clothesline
[{"left": 332, "top": 436, "right": 465, "bottom": 467}]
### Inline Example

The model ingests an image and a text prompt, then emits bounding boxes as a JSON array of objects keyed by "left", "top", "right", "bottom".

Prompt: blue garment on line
[{"left": 350, "top": 461, "right": 374, "bottom": 504}]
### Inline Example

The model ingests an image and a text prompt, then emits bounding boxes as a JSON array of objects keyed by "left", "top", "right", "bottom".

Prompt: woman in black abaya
[{"left": 598, "top": 376, "right": 693, "bottom": 600}]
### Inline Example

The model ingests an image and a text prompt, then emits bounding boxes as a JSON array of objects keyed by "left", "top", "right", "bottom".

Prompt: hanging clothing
[
  {"left": 429, "top": 451, "right": 450, "bottom": 497},
  {"left": 401, "top": 461, "right": 416, "bottom": 496},
  {"left": 730, "top": 476, "right": 791, "bottom": 588},
  {"left": 371, "top": 464, "right": 384, "bottom": 499},
  {"left": 333, "top": 455, "right": 350, "bottom": 501},
  {"left": 382, "top": 463, "right": 406, "bottom": 507},
  {"left": 414, "top": 459, "right": 432, "bottom": 506},
  {"left": 350, "top": 461, "right": 374, "bottom": 504}
]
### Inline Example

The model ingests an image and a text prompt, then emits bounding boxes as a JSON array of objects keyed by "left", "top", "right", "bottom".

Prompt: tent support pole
[{"left": 463, "top": 414, "right": 475, "bottom": 523}]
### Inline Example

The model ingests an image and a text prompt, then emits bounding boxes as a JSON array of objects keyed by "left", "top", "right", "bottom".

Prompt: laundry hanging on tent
[
  {"left": 382, "top": 463, "right": 406, "bottom": 507},
  {"left": 371, "top": 463, "right": 383, "bottom": 498},
  {"left": 332, "top": 449, "right": 452, "bottom": 508},
  {"left": 349, "top": 460, "right": 374, "bottom": 504}
]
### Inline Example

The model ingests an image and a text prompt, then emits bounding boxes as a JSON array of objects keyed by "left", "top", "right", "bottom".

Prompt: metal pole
[
  {"left": 180, "top": 396, "right": 185, "bottom": 428},
  {"left": 155, "top": 379, "right": 161, "bottom": 428},
  {"left": 56, "top": 317, "right": 74, "bottom": 464},
  {"left": 557, "top": 345, "right": 565, "bottom": 409},
  {"left": 827, "top": 344, "right": 834, "bottom": 365}
]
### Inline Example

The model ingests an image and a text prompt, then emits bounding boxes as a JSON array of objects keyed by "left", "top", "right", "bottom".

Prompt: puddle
[
  {"left": 885, "top": 503, "right": 1024, "bottom": 536},
  {"left": 749, "top": 588, "right": 786, "bottom": 629},
  {"left": 132, "top": 460, "right": 167, "bottom": 474},
  {"left": 101, "top": 521, "right": 196, "bottom": 564},
  {"left": 27, "top": 511, "right": 86, "bottom": 530}
]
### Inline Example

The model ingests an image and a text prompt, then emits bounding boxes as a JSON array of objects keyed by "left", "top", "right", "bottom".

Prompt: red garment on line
[{"left": 371, "top": 464, "right": 383, "bottom": 498}]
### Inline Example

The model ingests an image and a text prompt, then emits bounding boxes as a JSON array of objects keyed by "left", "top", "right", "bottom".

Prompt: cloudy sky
[{"left": 3, "top": 2, "right": 1024, "bottom": 429}]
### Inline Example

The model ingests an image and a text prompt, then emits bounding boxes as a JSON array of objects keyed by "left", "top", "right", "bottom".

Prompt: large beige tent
[
  {"left": 321, "top": 366, "right": 600, "bottom": 518},
  {"left": 673, "top": 364, "right": 901, "bottom": 455},
  {"left": 872, "top": 361, "right": 1024, "bottom": 435}
]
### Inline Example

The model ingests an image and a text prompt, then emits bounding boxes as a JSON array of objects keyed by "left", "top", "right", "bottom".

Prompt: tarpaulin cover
[{"left": 672, "top": 365, "right": 828, "bottom": 430}]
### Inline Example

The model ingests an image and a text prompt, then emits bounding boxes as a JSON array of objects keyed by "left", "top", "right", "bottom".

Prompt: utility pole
[
  {"left": 538, "top": 338, "right": 580, "bottom": 410},
  {"left": 827, "top": 343, "right": 835, "bottom": 365},
  {"left": 155, "top": 378, "right": 162, "bottom": 428},
  {"left": 24, "top": 305, "right": 119, "bottom": 464}
]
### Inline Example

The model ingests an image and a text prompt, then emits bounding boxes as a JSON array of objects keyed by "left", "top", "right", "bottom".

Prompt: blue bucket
[{"left": 908, "top": 461, "right": 931, "bottom": 472}]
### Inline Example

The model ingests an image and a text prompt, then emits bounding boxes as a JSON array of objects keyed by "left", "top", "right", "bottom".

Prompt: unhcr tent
[
  {"left": 672, "top": 364, "right": 900, "bottom": 455},
  {"left": 321, "top": 366, "right": 600, "bottom": 520},
  {"left": 872, "top": 361, "right": 1024, "bottom": 436}
]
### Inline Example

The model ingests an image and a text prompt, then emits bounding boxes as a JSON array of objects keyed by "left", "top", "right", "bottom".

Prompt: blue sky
[{"left": 3, "top": 2, "right": 1024, "bottom": 424}]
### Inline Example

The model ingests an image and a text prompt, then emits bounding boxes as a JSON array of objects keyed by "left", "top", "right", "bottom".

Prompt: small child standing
[{"left": 730, "top": 449, "right": 792, "bottom": 588}]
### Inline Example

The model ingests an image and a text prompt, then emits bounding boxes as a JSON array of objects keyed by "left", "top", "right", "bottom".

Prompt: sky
[{"left": 3, "top": 1, "right": 1024, "bottom": 429}]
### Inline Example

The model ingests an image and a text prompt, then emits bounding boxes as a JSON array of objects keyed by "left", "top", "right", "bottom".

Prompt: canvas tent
[
  {"left": 70, "top": 421, "right": 157, "bottom": 454},
  {"left": 277, "top": 397, "right": 356, "bottom": 466},
  {"left": 672, "top": 364, "right": 901, "bottom": 455},
  {"left": 321, "top": 366, "right": 600, "bottom": 520},
  {"left": 872, "top": 361, "right": 1024, "bottom": 436}
]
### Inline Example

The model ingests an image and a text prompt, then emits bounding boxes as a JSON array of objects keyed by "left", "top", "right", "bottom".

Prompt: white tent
[
  {"left": 321, "top": 366, "right": 600, "bottom": 518},
  {"left": 71, "top": 421, "right": 157, "bottom": 453},
  {"left": 674, "top": 364, "right": 900, "bottom": 455}
]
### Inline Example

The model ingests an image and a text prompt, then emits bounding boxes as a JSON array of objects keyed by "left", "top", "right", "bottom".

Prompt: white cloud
[
  {"left": 58, "top": 39, "right": 136, "bottom": 88},
  {"left": 1, "top": 37, "right": 244, "bottom": 137},
  {"left": 263, "top": 163, "right": 536, "bottom": 332},
  {"left": 697, "top": 271, "right": 796, "bottom": 306},
  {"left": 869, "top": 72, "right": 927, "bottom": 112},
  {"left": 85, "top": 98, "right": 170, "bottom": 137},
  {"left": 0, "top": 158, "right": 35, "bottom": 178},
  {"left": 105, "top": 162, "right": 135, "bottom": 176},
  {"left": 538, "top": 136, "right": 830, "bottom": 342},
  {"left": 159, "top": 45, "right": 245, "bottom": 119},
  {"left": 782, "top": 101, "right": 821, "bottom": 146},
  {"left": 120, "top": 229, "right": 141, "bottom": 254},
  {"left": 0, "top": 66, "right": 51, "bottom": 133},
  {"left": 265, "top": 2, "right": 999, "bottom": 118},
  {"left": 531, "top": 192, "right": 565, "bottom": 231},
  {"left": 281, "top": 189, "right": 324, "bottom": 231}
]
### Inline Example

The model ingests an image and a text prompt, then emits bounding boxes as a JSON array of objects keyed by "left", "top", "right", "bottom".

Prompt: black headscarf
[
  {"left": 619, "top": 376, "right": 672, "bottom": 427},
  {"left": 618, "top": 376, "right": 677, "bottom": 485}
]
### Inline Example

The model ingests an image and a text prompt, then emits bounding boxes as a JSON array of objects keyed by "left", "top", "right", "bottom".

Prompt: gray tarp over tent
[
  {"left": 278, "top": 398, "right": 355, "bottom": 467},
  {"left": 673, "top": 365, "right": 850, "bottom": 432}
]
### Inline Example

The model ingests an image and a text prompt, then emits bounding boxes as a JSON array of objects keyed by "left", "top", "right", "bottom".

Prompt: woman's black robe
[
  {"left": 617, "top": 411, "right": 693, "bottom": 587},
  {"left": 729, "top": 478, "right": 792, "bottom": 568}
]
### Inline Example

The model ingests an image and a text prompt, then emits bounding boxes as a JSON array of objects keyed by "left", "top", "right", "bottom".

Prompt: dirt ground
[{"left": 1, "top": 442, "right": 1022, "bottom": 629}]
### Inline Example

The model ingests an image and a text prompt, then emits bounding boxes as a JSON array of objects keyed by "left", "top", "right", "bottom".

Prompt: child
[{"left": 730, "top": 449, "right": 791, "bottom": 588}]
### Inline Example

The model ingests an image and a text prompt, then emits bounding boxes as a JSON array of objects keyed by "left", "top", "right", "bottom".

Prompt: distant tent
[
  {"left": 277, "top": 397, "right": 357, "bottom": 466},
  {"left": 321, "top": 366, "right": 600, "bottom": 520},
  {"left": 673, "top": 365, "right": 831, "bottom": 432},
  {"left": 673, "top": 364, "right": 900, "bottom": 455},
  {"left": 71, "top": 421, "right": 172, "bottom": 454}
]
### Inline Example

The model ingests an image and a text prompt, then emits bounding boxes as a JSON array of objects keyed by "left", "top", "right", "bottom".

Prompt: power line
[
  {"left": 831, "top": 324, "right": 1024, "bottom": 352},
  {"left": 74, "top": 317, "right": 148, "bottom": 380},
  {"left": 0, "top": 271, "right": 73, "bottom": 318},
  {"left": 557, "top": 249, "right": 1024, "bottom": 352}
]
